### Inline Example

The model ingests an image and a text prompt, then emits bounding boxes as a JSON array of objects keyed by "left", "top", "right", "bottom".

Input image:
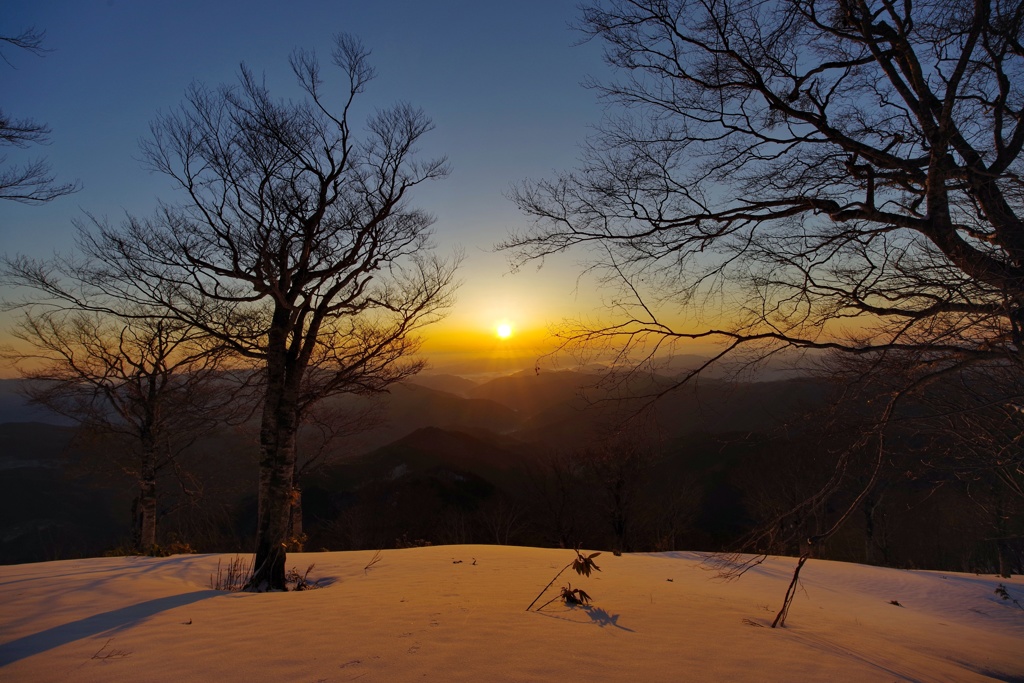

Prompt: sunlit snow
[{"left": 1, "top": 546, "right": 1022, "bottom": 681}]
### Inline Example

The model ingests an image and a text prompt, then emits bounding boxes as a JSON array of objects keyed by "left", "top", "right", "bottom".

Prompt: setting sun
[{"left": 495, "top": 322, "right": 513, "bottom": 339}]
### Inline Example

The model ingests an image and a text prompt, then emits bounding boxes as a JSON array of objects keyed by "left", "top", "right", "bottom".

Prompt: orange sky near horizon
[
  {"left": 0, "top": 2, "right": 868, "bottom": 384},
  {"left": 0, "top": 1, "right": 616, "bottom": 381}
]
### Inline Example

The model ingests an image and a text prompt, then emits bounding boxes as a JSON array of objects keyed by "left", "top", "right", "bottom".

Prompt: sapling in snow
[{"left": 526, "top": 548, "right": 602, "bottom": 611}]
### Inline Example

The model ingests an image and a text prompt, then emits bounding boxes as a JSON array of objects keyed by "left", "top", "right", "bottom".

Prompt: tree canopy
[
  {"left": 4, "top": 33, "right": 458, "bottom": 590},
  {"left": 506, "top": 0, "right": 1024, "bottom": 380}
]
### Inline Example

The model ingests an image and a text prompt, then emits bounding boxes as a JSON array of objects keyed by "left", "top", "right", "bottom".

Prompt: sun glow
[{"left": 495, "top": 321, "right": 513, "bottom": 339}]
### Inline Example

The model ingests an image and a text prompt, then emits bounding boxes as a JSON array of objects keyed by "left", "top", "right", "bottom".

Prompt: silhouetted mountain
[
  {"left": 0, "top": 380, "right": 71, "bottom": 425},
  {"left": 421, "top": 356, "right": 545, "bottom": 377},
  {"left": 301, "top": 425, "right": 538, "bottom": 548},
  {"left": 650, "top": 377, "right": 832, "bottom": 434},
  {"left": 468, "top": 369, "right": 599, "bottom": 415},
  {"left": 470, "top": 370, "right": 832, "bottom": 449},
  {"left": 658, "top": 350, "right": 820, "bottom": 381},
  {"left": 383, "top": 383, "right": 521, "bottom": 435},
  {"left": 317, "top": 425, "right": 533, "bottom": 491},
  {"left": 316, "top": 382, "right": 523, "bottom": 458},
  {"left": 2, "top": 364, "right": 1016, "bottom": 575},
  {"left": 406, "top": 374, "right": 479, "bottom": 397}
]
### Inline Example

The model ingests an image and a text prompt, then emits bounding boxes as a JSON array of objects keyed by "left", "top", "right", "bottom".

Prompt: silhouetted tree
[
  {"left": 585, "top": 424, "right": 658, "bottom": 554},
  {"left": 3, "top": 310, "right": 236, "bottom": 548},
  {"left": 504, "top": 0, "right": 1024, "bottom": 624},
  {"left": 45, "top": 34, "right": 458, "bottom": 589},
  {"left": 1, "top": 27, "right": 78, "bottom": 203},
  {"left": 479, "top": 494, "right": 528, "bottom": 545},
  {"left": 507, "top": 0, "right": 1024, "bottom": 375}
]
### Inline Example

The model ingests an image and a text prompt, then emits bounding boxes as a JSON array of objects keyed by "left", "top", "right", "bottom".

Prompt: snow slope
[{"left": 1, "top": 546, "right": 1022, "bottom": 681}]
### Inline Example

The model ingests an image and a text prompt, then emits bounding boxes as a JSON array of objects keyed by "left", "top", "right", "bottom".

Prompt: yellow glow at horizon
[{"left": 495, "top": 321, "right": 513, "bottom": 339}]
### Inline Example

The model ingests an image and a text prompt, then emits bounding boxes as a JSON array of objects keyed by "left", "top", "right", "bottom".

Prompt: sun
[{"left": 495, "top": 321, "right": 513, "bottom": 340}]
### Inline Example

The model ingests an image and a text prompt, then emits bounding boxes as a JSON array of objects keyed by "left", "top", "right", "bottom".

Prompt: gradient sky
[{"left": 1, "top": 1, "right": 615, "bottom": 374}]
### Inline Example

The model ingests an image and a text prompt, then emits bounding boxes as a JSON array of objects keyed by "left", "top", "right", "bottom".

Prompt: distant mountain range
[
  {"left": 2, "top": 359, "right": 1014, "bottom": 577},
  {"left": 0, "top": 363, "right": 833, "bottom": 563},
  {"left": 0, "top": 366, "right": 831, "bottom": 483},
  {"left": 0, "top": 380, "right": 73, "bottom": 425}
]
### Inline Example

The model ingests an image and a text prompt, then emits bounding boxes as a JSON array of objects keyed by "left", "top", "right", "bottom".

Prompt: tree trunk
[
  {"left": 138, "top": 473, "right": 157, "bottom": 549},
  {"left": 248, "top": 433, "right": 298, "bottom": 590},
  {"left": 995, "top": 496, "right": 1011, "bottom": 579},
  {"left": 138, "top": 434, "right": 159, "bottom": 550},
  {"left": 288, "top": 486, "right": 304, "bottom": 551},
  {"left": 998, "top": 542, "right": 1010, "bottom": 580},
  {"left": 247, "top": 351, "right": 302, "bottom": 591},
  {"left": 863, "top": 494, "right": 877, "bottom": 565}
]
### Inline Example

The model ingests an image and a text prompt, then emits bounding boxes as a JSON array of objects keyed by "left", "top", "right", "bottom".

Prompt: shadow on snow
[{"left": 0, "top": 590, "right": 221, "bottom": 666}]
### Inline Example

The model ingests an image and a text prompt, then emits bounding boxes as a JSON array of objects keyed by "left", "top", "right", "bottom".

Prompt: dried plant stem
[
  {"left": 364, "top": 549, "right": 383, "bottom": 574},
  {"left": 536, "top": 592, "right": 566, "bottom": 612},
  {"left": 525, "top": 562, "right": 572, "bottom": 612},
  {"left": 210, "top": 555, "right": 253, "bottom": 591}
]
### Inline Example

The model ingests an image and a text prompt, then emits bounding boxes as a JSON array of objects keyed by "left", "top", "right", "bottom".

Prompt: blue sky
[{"left": 1, "top": 1, "right": 611, "bottom": 366}]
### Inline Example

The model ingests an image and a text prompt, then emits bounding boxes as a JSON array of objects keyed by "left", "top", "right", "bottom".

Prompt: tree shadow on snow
[{"left": 0, "top": 590, "right": 221, "bottom": 666}]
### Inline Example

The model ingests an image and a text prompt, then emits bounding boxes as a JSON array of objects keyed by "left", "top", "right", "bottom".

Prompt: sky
[{"left": 0, "top": 0, "right": 616, "bottom": 374}]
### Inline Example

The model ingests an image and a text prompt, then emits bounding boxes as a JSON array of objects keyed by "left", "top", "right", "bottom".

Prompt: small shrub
[
  {"left": 103, "top": 543, "right": 140, "bottom": 558},
  {"left": 363, "top": 549, "right": 384, "bottom": 574},
  {"left": 210, "top": 555, "right": 252, "bottom": 591},
  {"left": 145, "top": 541, "right": 196, "bottom": 557},
  {"left": 995, "top": 583, "right": 1024, "bottom": 611},
  {"left": 285, "top": 563, "right": 320, "bottom": 591},
  {"left": 285, "top": 533, "right": 307, "bottom": 552},
  {"left": 572, "top": 550, "right": 601, "bottom": 577}
]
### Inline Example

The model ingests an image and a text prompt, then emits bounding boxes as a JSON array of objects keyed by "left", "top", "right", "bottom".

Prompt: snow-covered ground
[{"left": 1, "top": 545, "right": 1022, "bottom": 681}]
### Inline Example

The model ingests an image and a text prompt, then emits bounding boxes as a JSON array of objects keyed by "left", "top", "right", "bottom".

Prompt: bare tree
[
  {"left": 479, "top": 494, "right": 528, "bottom": 545},
  {"left": 920, "top": 365, "right": 1024, "bottom": 501},
  {"left": 3, "top": 310, "right": 237, "bottom": 548},
  {"left": 1, "top": 27, "right": 78, "bottom": 203},
  {"left": 503, "top": 0, "right": 1024, "bottom": 623},
  {"left": 46, "top": 34, "right": 458, "bottom": 589},
  {"left": 584, "top": 422, "right": 660, "bottom": 554},
  {"left": 505, "top": 0, "right": 1024, "bottom": 372}
]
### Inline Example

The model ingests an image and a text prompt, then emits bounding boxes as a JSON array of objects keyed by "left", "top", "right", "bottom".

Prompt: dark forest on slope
[{"left": 2, "top": 368, "right": 1021, "bottom": 575}]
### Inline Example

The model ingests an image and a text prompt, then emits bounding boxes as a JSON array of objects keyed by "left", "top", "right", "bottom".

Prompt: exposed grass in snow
[{"left": 1, "top": 546, "right": 1022, "bottom": 681}]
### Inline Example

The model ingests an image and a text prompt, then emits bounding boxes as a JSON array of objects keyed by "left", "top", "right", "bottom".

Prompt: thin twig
[{"left": 772, "top": 554, "right": 809, "bottom": 628}]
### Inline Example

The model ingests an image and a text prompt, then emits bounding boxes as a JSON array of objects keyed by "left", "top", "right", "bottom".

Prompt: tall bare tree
[
  {"left": 503, "top": 0, "right": 1024, "bottom": 622},
  {"left": 506, "top": 0, "right": 1024, "bottom": 372},
  {"left": 51, "top": 34, "right": 458, "bottom": 589},
  {"left": 1, "top": 27, "right": 78, "bottom": 203}
]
